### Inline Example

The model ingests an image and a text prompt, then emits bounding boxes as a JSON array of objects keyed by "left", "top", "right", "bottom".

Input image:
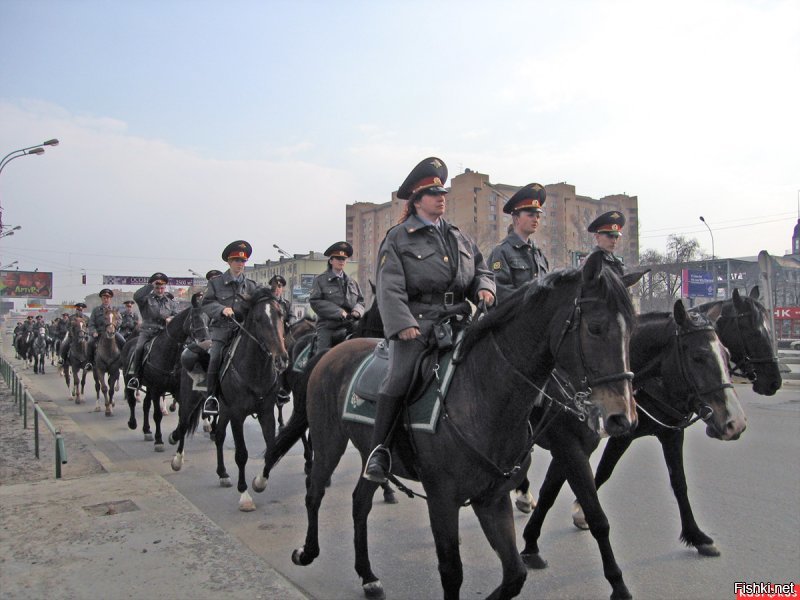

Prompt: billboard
[
  {"left": 103, "top": 275, "right": 199, "bottom": 286},
  {"left": 0, "top": 270, "right": 53, "bottom": 299},
  {"left": 681, "top": 269, "right": 715, "bottom": 299}
]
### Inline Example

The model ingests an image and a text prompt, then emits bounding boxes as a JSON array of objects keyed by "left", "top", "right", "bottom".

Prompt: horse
[
  {"left": 14, "top": 328, "right": 34, "bottom": 369},
  {"left": 62, "top": 317, "right": 93, "bottom": 404},
  {"left": 520, "top": 299, "right": 744, "bottom": 598},
  {"left": 567, "top": 288, "right": 771, "bottom": 557},
  {"left": 259, "top": 253, "right": 639, "bottom": 600},
  {"left": 208, "top": 287, "right": 288, "bottom": 511},
  {"left": 93, "top": 307, "right": 123, "bottom": 416},
  {"left": 120, "top": 305, "right": 198, "bottom": 451},
  {"left": 32, "top": 329, "right": 48, "bottom": 374}
]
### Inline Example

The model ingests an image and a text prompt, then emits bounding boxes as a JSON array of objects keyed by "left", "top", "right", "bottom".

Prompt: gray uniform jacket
[
  {"left": 309, "top": 269, "right": 365, "bottom": 330},
  {"left": 489, "top": 232, "right": 549, "bottom": 304},
  {"left": 201, "top": 271, "right": 260, "bottom": 342},
  {"left": 87, "top": 305, "right": 114, "bottom": 336},
  {"left": 133, "top": 284, "right": 179, "bottom": 335},
  {"left": 376, "top": 215, "right": 495, "bottom": 339}
]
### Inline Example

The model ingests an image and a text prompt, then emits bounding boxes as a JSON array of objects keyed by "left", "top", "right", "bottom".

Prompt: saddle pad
[
  {"left": 292, "top": 342, "right": 313, "bottom": 373},
  {"left": 342, "top": 349, "right": 457, "bottom": 434}
]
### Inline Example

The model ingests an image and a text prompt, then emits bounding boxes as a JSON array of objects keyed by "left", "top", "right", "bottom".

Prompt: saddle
[{"left": 342, "top": 336, "right": 461, "bottom": 434}]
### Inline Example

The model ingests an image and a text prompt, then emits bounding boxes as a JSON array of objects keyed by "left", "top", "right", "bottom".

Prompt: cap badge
[{"left": 492, "top": 261, "right": 502, "bottom": 271}]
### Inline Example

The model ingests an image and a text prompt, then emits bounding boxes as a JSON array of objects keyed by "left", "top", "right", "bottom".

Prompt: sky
[{"left": 1, "top": 0, "right": 798, "bottom": 303}]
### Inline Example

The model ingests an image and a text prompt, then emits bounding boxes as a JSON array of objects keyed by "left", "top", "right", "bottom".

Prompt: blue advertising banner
[
  {"left": 681, "top": 269, "right": 715, "bottom": 298},
  {"left": 103, "top": 275, "right": 200, "bottom": 286}
]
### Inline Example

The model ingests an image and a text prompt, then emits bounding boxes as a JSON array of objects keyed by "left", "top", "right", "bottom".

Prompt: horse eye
[{"left": 587, "top": 321, "right": 605, "bottom": 336}]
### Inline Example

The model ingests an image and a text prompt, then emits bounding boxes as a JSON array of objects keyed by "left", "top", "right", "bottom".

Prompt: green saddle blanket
[
  {"left": 292, "top": 342, "right": 313, "bottom": 373},
  {"left": 342, "top": 345, "right": 457, "bottom": 434}
]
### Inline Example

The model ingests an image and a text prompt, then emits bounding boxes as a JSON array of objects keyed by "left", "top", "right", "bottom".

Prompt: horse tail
[
  {"left": 263, "top": 351, "right": 327, "bottom": 471},
  {"left": 186, "top": 393, "right": 204, "bottom": 436}
]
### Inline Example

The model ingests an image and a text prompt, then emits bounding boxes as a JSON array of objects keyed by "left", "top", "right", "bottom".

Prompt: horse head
[
  {"left": 719, "top": 286, "right": 782, "bottom": 395},
  {"left": 247, "top": 287, "right": 289, "bottom": 372},
  {"left": 103, "top": 307, "right": 119, "bottom": 338},
  {"left": 185, "top": 294, "right": 210, "bottom": 346},
  {"left": 664, "top": 300, "right": 746, "bottom": 441},
  {"left": 554, "top": 251, "right": 641, "bottom": 437}
]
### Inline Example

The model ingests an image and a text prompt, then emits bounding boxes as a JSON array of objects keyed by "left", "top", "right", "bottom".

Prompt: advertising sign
[
  {"left": 681, "top": 269, "right": 714, "bottom": 299},
  {"left": 103, "top": 275, "right": 197, "bottom": 286},
  {"left": 0, "top": 270, "right": 53, "bottom": 299}
]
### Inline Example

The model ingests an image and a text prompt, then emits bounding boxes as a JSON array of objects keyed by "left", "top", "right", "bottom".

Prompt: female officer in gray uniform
[
  {"left": 201, "top": 240, "right": 260, "bottom": 415},
  {"left": 488, "top": 183, "right": 549, "bottom": 304},
  {"left": 363, "top": 157, "right": 495, "bottom": 483},
  {"left": 587, "top": 210, "right": 626, "bottom": 277},
  {"left": 309, "top": 241, "right": 365, "bottom": 354},
  {"left": 126, "top": 273, "right": 179, "bottom": 389}
]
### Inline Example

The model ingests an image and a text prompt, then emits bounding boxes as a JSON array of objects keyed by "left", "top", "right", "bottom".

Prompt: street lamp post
[
  {"left": 699, "top": 216, "right": 716, "bottom": 298},
  {"left": 273, "top": 244, "right": 292, "bottom": 259},
  {"left": 0, "top": 224, "right": 21, "bottom": 239},
  {"left": 0, "top": 139, "right": 60, "bottom": 230},
  {"left": 1, "top": 261, "right": 19, "bottom": 270}
]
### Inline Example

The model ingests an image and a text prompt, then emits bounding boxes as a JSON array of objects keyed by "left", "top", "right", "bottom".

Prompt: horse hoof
[
  {"left": 239, "top": 492, "right": 256, "bottom": 512},
  {"left": 696, "top": 543, "right": 720, "bottom": 557},
  {"left": 252, "top": 475, "right": 267, "bottom": 493},
  {"left": 169, "top": 402, "right": 177, "bottom": 413},
  {"left": 220, "top": 477, "right": 233, "bottom": 488},
  {"left": 168, "top": 432, "right": 178, "bottom": 445},
  {"left": 144, "top": 433, "right": 154, "bottom": 441},
  {"left": 128, "top": 419, "right": 137, "bottom": 430},
  {"left": 202, "top": 420, "right": 211, "bottom": 433},
  {"left": 611, "top": 585, "right": 633, "bottom": 600},
  {"left": 572, "top": 499, "right": 589, "bottom": 530},
  {"left": 521, "top": 552, "right": 548, "bottom": 569},
  {"left": 171, "top": 454, "right": 184, "bottom": 471},
  {"left": 363, "top": 580, "right": 386, "bottom": 599},
  {"left": 94, "top": 406, "right": 102, "bottom": 412},
  {"left": 515, "top": 491, "right": 535, "bottom": 514},
  {"left": 383, "top": 491, "right": 398, "bottom": 505},
  {"left": 154, "top": 443, "right": 165, "bottom": 453},
  {"left": 291, "top": 548, "right": 315, "bottom": 566},
  {"left": 105, "top": 409, "right": 113, "bottom": 417}
]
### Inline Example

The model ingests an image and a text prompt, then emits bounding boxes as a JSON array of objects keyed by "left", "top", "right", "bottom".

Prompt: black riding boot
[
  {"left": 86, "top": 338, "right": 95, "bottom": 369},
  {"left": 127, "top": 345, "right": 144, "bottom": 389},
  {"left": 203, "top": 341, "right": 223, "bottom": 416},
  {"left": 363, "top": 394, "right": 403, "bottom": 483}
]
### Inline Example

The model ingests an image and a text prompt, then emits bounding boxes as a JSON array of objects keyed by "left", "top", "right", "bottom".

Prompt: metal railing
[{"left": 0, "top": 353, "right": 68, "bottom": 478}]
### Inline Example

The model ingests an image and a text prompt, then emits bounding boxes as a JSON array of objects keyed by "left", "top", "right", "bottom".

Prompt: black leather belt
[{"left": 413, "top": 291, "right": 464, "bottom": 306}]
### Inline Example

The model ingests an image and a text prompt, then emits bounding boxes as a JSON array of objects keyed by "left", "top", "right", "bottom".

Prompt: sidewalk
[{"left": 0, "top": 367, "right": 308, "bottom": 600}]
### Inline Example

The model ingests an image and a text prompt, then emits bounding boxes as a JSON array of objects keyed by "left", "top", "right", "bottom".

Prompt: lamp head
[{"left": 43, "top": 139, "right": 59, "bottom": 146}]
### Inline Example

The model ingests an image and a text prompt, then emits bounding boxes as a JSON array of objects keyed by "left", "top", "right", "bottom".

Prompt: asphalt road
[{"left": 5, "top": 341, "right": 799, "bottom": 600}]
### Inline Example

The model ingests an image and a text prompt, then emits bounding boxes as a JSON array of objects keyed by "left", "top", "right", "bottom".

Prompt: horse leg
[
  {"left": 291, "top": 429, "right": 348, "bottom": 569},
  {"left": 142, "top": 391, "right": 154, "bottom": 441},
  {"left": 425, "top": 490, "right": 464, "bottom": 600},
  {"left": 351, "top": 477, "right": 384, "bottom": 599},
  {"left": 251, "top": 409, "right": 277, "bottom": 492},
  {"left": 230, "top": 417, "right": 255, "bottom": 511},
  {"left": 521, "top": 458, "right": 569, "bottom": 569},
  {"left": 126, "top": 387, "right": 137, "bottom": 430},
  {"left": 557, "top": 442, "right": 631, "bottom": 600},
  {"left": 277, "top": 404, "right": 285, "bottom": 432},
  {"left": 152, "top": 394, "right": 165, "bottom": 451},
  {"left": 656, "top": 428, "right": 718, "bottom": 556},
  {"left": 571, "top": 434, "right": 636, "bottom": 530},
  {"left": 215, "top": 412, "right": 232, "bottom": 487},
  {"left": 472, "top": 493, "right": 527, "bottom": 600}
]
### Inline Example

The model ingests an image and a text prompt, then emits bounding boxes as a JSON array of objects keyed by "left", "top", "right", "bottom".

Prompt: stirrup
[
  {"left": 203, "top": 395, "right": 220, "bottom": 416},
  {"left": 127, "top": 377, "right": 140, "bottom": 390},
  {"left": 362, "top": 445, "right": 391, "bottom": 483},
  {"left": 276, "top": 390, "right": 291, "bottom": 407}
]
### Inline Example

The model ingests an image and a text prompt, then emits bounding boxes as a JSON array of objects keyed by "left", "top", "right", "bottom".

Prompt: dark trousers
[
  {"left": 127, "top": 331, "right": 156, "bottom": 376},
  {"left": 205, "top": 339, "right": 226, "bottom": 397},
  {"left": 315, "top": 326, "right": 348, "bottom": 354},
  {"left": 369, "top": 336, "right": 430, "bottom": 448}
]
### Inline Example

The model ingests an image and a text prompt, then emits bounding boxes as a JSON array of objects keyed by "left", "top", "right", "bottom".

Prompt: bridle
[
  {"left": 717, "top": 306, "right": 779, "bottom": 382},
  {"left": 634, "top": 322, "right": 733, "bottom": 431},
  {"left": 228, "top": 294, "right": 283, "bottom": 358}
]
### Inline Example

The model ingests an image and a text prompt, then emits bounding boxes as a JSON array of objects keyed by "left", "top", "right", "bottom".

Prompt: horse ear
[
  {"left": 705, "top": 303, "right": 723, "bottom": 323},
  {"left": 370, "top": 280, "right": 376, "bottom": 294},
  {"left": 733, "top": 288, "right": 746, "bottom": 312},
  {"left": 673, "top": 299, "right": 689, "bottom": 326},
  {"left": 581, "top": 252, "right": 603, "bottom": 283},
  {"left": 749, "top": 285, "right": 760, "bottom": 300},
  {"left": 622, "top": 268, "right": 649, "bottom": 288}
]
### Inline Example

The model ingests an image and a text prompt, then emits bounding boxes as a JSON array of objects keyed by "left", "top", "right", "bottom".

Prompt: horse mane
[
  {"left": 460, "top": 266, "right": 635, "bottom": 357},
  {"left": 250, "top": 287, "right": 277, "bottom": 306}
]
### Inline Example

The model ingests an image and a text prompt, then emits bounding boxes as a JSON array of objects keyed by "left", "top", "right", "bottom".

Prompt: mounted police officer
[
  {"left": 587, "top": 210, "right": 626, "bottom": 277},
  {"left": 118, "top": 300, "right": 140, "bottom": 340},
  {"left": 489, "top": 183, "right": 549, "bottom": 303},
  {"left": 58, "top": 303, "right": 90, "bottom": 365},
  {"left": 269, "top": 275, "right": 293, "bottom": 331},
  {"left": 201, "top": 240, "right": 261, "bottom": 416},
  {"left": 126, "top": 273, "right": 179, "bottom": 390},
  {"left": 363, "top": 157, "right": 496, "bottom": 483},
  {"left": 309, "top": 242, "right": 365, "bottom": 354},
  {"left": 87, "top": 288, "right": 127, "bottom": 366}
]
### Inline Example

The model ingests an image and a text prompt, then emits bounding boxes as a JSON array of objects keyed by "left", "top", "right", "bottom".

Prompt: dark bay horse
[
  {"left": 62, "top": 318, "right": 92, "bottom": 404},
  {"left": 93, "top": 307, "right": 123, "bottom": 416},
  {"left": 568, "top": 287, "right": 772, "bottom": 557},
  {"left": 14, "top": 328, "right": 34, "bottom": 369},
  {"left": 32, "top": 329, "right": 48, "bottom": 374},
  {"left": 521, "top": 299, "right": 744, "bottom": 599},
  {"left": 121, "top": 305, "right": 197, "bottom": 451},
  {"left": 265, "top": 254, "right": 638, "bottom": 600},
  {"left": 209, "top": 287, "right": 288, "bottom": 511}
]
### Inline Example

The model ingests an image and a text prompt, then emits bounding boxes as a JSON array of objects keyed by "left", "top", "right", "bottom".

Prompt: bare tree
[{"left": 637, "top": 234, "right": 702, "bottom": 312}]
